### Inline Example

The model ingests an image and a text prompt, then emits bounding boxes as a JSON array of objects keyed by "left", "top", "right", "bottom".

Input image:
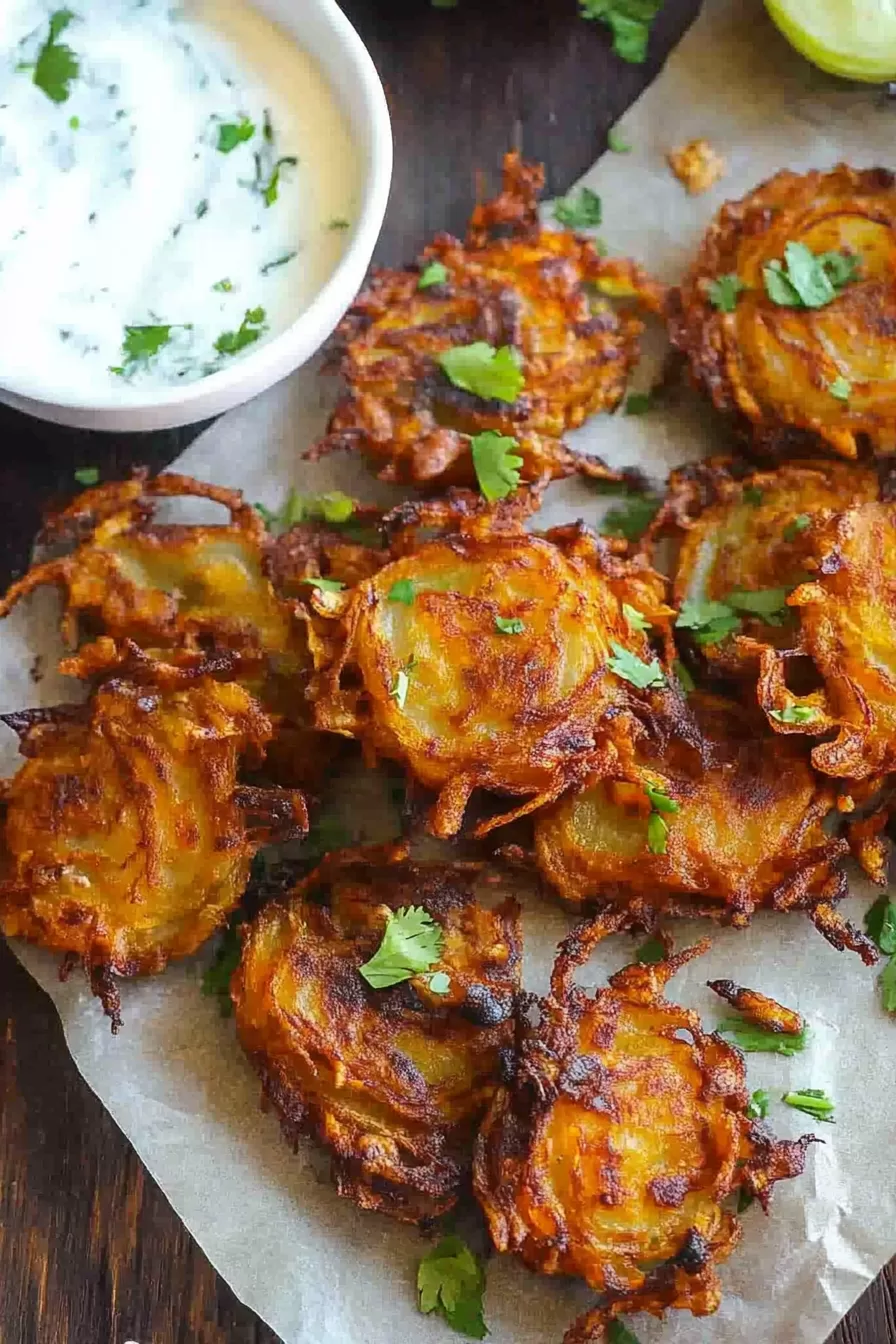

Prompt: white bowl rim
[{"left": 0, "top": 0, "right": 392, "bottom": 416}]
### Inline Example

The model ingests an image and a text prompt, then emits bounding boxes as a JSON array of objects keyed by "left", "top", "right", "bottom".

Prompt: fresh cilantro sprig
[
  {"left": 439, "top": 342, "right": 524, "bottom": 403},
  {"left": 708, "top": 274, "right": 745, "bottom": 312},
  {"left": 763, "top": 243, "right": 860, "bottom": 309},
  {"left": 23, "top": 9, "right": 80, "bottom": 104},
  {"left": 608, "top": 641, "right": 665, "bottom": 690},
  {"left": 746, "top": 1088, "right": 770, "bottom": 1121},
  {"left": 601, "top": 490, "right": 660, "bottom": 542},
  {"left": 622, "top": 603, "right": 650, "bottom": 633},
  {"left": 359, "top": 905, "right": 443, "bottom": 989},
  {"left": 418, "top": 1235, "right": 488, "bottom": 1340},
  {"left": 201, "top": 909, "right": 247, "bottom": 1016},
  {"left": 676, "top": 597, "right": 741, "bottom": 647},
  {"left": 217, "top": 116, "right": 255, "bottom": 153},
  {"left": 579, "top": 0, "right": 664, "bottom": 63},
  {"left": 255, "top": 489, "right": 355, "bottom": 534},
  {"left": 110, "top": 324, "right": 187, "bottom": 376},
  {"left": 770, "top": 705, "right": 818, "bottom": 725},
  {"left": 554, "top": 186, "right": 602, "bottom": 230},
  {"left": 419, "top": 260, "right": 449, "bottom": 289},
  {"left": 215, "top": 306, "right": 267, "bottom": 356},
  {"left": 718, "top": 1018, "right": 809, "bottom": 1056},
  {"left": 645, "top": 782, "right": 679, "bottom": 855},
  {"left": 782, "top": 1088, "right": 835, "bottom": 1123},
  {"left": 470, "top": 430, "right": 523, "bottom": 501}
]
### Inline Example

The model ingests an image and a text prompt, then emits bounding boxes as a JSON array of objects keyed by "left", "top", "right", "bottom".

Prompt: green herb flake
[
  {"left": 675, "top": 597, "right": 741, "bottom": 647},
  {"left": 259, "top": 155, "right": 298, "bottom": 207},
  {"left": 647, "top": 811, "right": 668, "bottom": 855},
  {"left": 428, "top": 971, "right": 451, "bottom": 995},
  {"left": 214, "top": 306, "right": 267, "bottom": 357},
  {"left": 300, "top": 576, "right": 346, "bottom": 594},
  {"left": 328, "top": 217, "right": 351, "bottom": 230},
  {"left": 607, "top": 1322, "right": 642, "bottom": 1344},
  {"left": 746, "top": 1088, "right": 770, "bottom": 1121},
  {"left": 622, "top": 602, "right": 650, "bottom": 633},
  {"left": 68, "top": 114, "right": 79, "bottom": 129},
  {"left": 645, "top": 783, "right": 680, "bottom": 815},
  {"left": 769, "top": 704, "right": 818, "bottom": 725},
  {"left": 554, "top": 186, "right": 603, "bottom": 230},
  {"left": 388, "top": 579, "right": 416, "bottom": 606},
  {"left": 726, "top": 586, "right": 791, "bottom": 624},
  {"left": 212, "top": 278, "right": 233, "bottom": 292},
  {"left": 418, "top": 1235, "right": 488, "bottom": 1340},
  {"left": 580, "top": 0, "right": 663, "bottom": 62},
  {"left": 390, "top": 656, "right": 418, "bottom": 711},
  {"left": 674, "top": 659, "right": 696, "bottom": 693},
  {"left": 880, "top": 958, "right": 896, "bottom": 1013},
  {"left": 470, "top": 430, "right": 524, "bottom": 501},
  {"left": 864, "top": 896, "right": 896, "bottom": 956},
  {"left": 607, "top": 127, "right": 632, "bottom": 153},
  {"left": 201, "top": 909, "right": 246, "bottom": 1016},
  {"left": 260, "top": 251, "right": 297, "bottom": 276},
  {"left": 763, "top": 242, "right": 860, "bottom": 310},
  {"left": 359, "top": 905, "right": 443, "bottom": 989},
  {"left": 608, "top": 641, "right": 666, "bottom": 690},
  {"left": 73, "top": 466, "right": 99, "bottom": 487},
  {"left": 601, "top": 492, "right": 660, "bottom": 542},
  {"left": 30, "top": 9, "right": 79, "bottom": 104},
  {"left": 624, "top": 392, "right": 652, "bottom": 415},
  {"left": 439, "top": 342, "right": 524, "bottom": 404},
  {"left": 635, "top": 933, "right": 666, "bottom": 964},
  {"left": 783, "top": 514, "right": 811, "bottom": 542},
  {"left": 708, "top": 273, "right": 746, "bottom": 312},
  {"left": 828, "top": 375, "right": 852, "bottom": 401},
  {"left": 111, "top": 324, "right": 179, "bottom": 375},
  {"left": 737, "top": 1188, "right": 755, "bottom": 1215},
  {"left": 495, "top": 615, "right": 525, "bottom": 635},
  {"left": 718, "top": 1018, "right": 809, "bottom": 1056},
  {"left": 255, "top": 489, "right": 355, "bottom": 534},
  {"left": 418, "top": 260, "right": 449, "bottom": 289},
  {"left": 782, "top": 1088, "right": 835, "bottom": 1123},
  {"left": 217, "top": 116, "right": 255, "bottom": 153}
]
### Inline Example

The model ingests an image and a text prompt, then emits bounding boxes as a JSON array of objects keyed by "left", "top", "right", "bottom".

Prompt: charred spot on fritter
[
  {"left": 473, "top": 917, "right": 813, "bottom": 1344},
  {"left": 232, "top": 847, "right": 522, "bottom": 1223},
  {"left": 309, "top": 152, "right": 663, "bottom": 491},
  {"left": 0, "top": 674, "right": 307, "bottom": 1028},
  {"left": 669, "top": 165, "right": 896, "bottom": 460}
]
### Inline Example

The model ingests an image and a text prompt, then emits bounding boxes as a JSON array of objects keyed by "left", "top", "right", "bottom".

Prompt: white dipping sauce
[{"left": 0, "top": 0, "right": 359, "bottom": 400}]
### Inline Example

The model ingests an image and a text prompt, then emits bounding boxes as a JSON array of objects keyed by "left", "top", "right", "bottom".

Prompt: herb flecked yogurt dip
[{"left": 0, "top": 0, "right": 359, "bottom": 399}]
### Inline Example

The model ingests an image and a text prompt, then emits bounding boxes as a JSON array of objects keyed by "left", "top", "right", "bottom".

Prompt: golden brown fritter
[
  {"left": 232, "top": 847, "right": 521, "bottom": 1223},
  {"left": 759, "top": 500, "right": 896, "bottom": 781},
  {"left": 473, "top": 918, "right": 813, "bottom": 1344},
  {"left": 663, "top": 458, "right": 880, "bottom": 676},
  {"left": 708, "top": 979, "right": 805, "bottom": 1035},
  {"left": 667, "top": 138, "right": 727, "bottom": 195},
  {"left": 311, "top": 152, "right": 663, "bottom": 490},
  {"left": 308, "top": 491, "right": 676, "bottom": 838},
  {"left": 669, "top": 165, "right": 896, "bottom": 460},
  {"left": 532, "top": 692, "right": 868, "bottom": 958},
  {"left": 0, "top": 674, "right": 307, "bottom": 1028}
]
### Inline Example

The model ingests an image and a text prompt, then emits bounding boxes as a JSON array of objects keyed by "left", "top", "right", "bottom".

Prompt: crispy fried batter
[
  {"left": 232, "top": 847, "right": 521, "bottom": 1222},
  {"left": 669, "top": 165, "right": 896, "bottom": 459},
  {"left": 708, "top": 980, "right": 804, "bottom": 1034},
  {"left": 308, "top": 491, "right": 675, "bottom": 838},
  {"left": 0, "top": 674, "right": 307, "bottom": 1028},
  {"left": 473, "top": 917, "right": 813, "bottom": 1344},
  {"left": 667, "top": 139, "right": 727, "bottom": 195},
  {"left": 664, "top": 458, "right": 879, "bottom": 675},
  {"left": 759, "top": 500, "right": 896, "bottom": 781},
  {"left": 311, "top": 152, "right": 662, "bottom": 490},
  {"left": 533, "top": 692, "right": 864, "bottom": 956}
]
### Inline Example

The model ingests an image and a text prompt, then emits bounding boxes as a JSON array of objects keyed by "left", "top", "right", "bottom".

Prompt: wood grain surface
[{"left": 0, "top": 2, "right": 894, "bottom": 1342}]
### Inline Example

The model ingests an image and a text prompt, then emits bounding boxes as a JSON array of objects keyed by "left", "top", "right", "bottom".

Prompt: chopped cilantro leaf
[
  {"left": 607, "top": 1323, "right": 641, "bottom": 1344},
  {"left": 73, "top": 466, "right": 99, "bottom": 487},
  {"left": 495, "top": 615, "right": 525, "bottom": 635},
  {"left": 635, "top": 934, "right": 666, "bottom": 964},
  {"left": 255, "top": 489, "right": 355, "bottom": 534},
  {"left": 470, "top": 430, "right": 523, "bottom": 501},
  {"left": 554, "top": 186, "right": 603, "bottom": 230},
  {"left": 718, "top": 1018, "right": 808, "bottom": 1055},
  {"left": 881, "top": 958, "right": 896, "bottom": 1013},
  {"left": 418, "top": 260, "right": 449, "bottom": 289},
  {"left": 359, "top": 905, "right": 443, "bottom": 989},
  {"left": 31, "top": 9, "right": 79, "bottom": 104},
  {"left": 212, "top": 278, "right": 233, "bottom": 292},
  {"left": 201, "top": 909, "right": 246, "bottom": 1015},
  {"left": 865, "top": 896, "right": 896, "bottom": 956},
  {"left": 607, "top": 127, "right": 632, "bottom": 153},
  {"left": 624, "top": 391, "right": 652, "bottom": 415},
  {"left": 260, "top": 251, "right": 297, "bottom": 276},
  {"left": 439, "top": 342, "right": 524, "bottom": 403},
  {"left": 214, "top": 306, "right": 267, "bottom": 357},
  {"left": 388, "top": 579, "right": 416, "bottom": 606},
  {"left": 783, "top": 514, "right": 811, "bottom": 542},
  {"left": 782, "top": 1088, "right": 835, "bottom": 1123},
  {"left": 328, "top": 217, "right": 351, "bottom": 230},
  {"left": 647, "top": 810, "right": 669, "bottom": 854},
  {"left": 828, "top": 375, "right": 851, "bottom": 401},
  {"left": 623, "top": 602, "right": 650, "bottom": 633},
  {"left": 737, "top": 1188, "right": 755, "bottom": 1214},
  {"left": 259, "top": 154, "right": 298, "bottom": 207},
  {"left": 428, "top": 971, "right": 451, "bottom": 995},
  {"left": 727, "top": 586, "right": 790, "bottom": 623},
  {"left": 675, "top": 597, "right": 741, "bottom": 646},
  {"left": 111, "top": 324, "right": 181, "bottom": 376},
  {"left": 708, "top": 273, "right": 745, "bottom": 312},
  {"left": 300, "top": 576, "right": 345, "bottom": 594},
  {"left": 645, "top": 783, "right": 679, "bottom": 815},
  {"left": 418, "top": 1235, "right": 487, "bottom": 1340},
  {"left": 746, "top": 1088, "right": 770, "bottom": 1120},
  {"left": 579, "top": 0, "right": 664, "bottom": 63},
  {"left": 608, "top": 641, "right": 665, "bottom": 690},
  {"left": 763, "top": 242, "right": 860, "bottom": 309},
  {"left": 217, "top": 116, "right": 255, "bottom": 153},
  {"left": 601, "top": 492, "right": 660, "bottom": 542},
  {"left": 770, "top": 704, "right": 818, "bottom": 725}
]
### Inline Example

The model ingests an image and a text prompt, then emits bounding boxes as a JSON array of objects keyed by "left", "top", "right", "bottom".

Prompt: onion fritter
[
  {"left": 664, "top": 458, "right": 880, "bottom": 675},
  {"left": 312, "top": 152, "right": 661, "bottom": 489},
  {"left": 759, "top": 500, "right": 896, "bottom": 780},
  {"left": 474, "top": 918, "right": 813, "bottom": 1344},
  {"left": 533, "top": 692, "right": 864, "bottom": 956},
  {"left": 0, "top": 675, "right": 307, "bottom": 1028},
  {"left": 669, "top": 164, "right": 896, "bottom": 459},
  {"left": 309, "top": 493, "right": 675, "bottom": 837},
  {"left": 232, "top": 848, "right": 521, "bottom": 1223}
]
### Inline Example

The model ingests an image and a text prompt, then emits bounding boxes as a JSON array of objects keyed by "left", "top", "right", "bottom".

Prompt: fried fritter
[
  {"left": 0, "top": 674, "right": 307, "bottom": 1028},
  {"left": 308, "top": 492, "right": 675, "bottom": 837},
  {"left": 232, "top": 848, "right": 521, "bottom": 1223},
  {"left": 473, "top": 918, "right": 813, "bottom": 1344},
  {"left": 667, "top": 138, "right": 727, "bottom": 195},
  {"left": 708, "top": 979, "right": 805, "bottom": 1035},
  {"left": 311, "top": 152, "right": 662, "bottom": 490},
  {"left": 533, "top": 692, "right": 867, "bottom": 956},
  {"left": 669, "top": 165, "right": 896, "bottom": 459},
  {"left": 664, "top": 458, "right": 880, "bottom": 675},
  {"left": 759, "top": 500, "right": 896, "bottom": 780}
]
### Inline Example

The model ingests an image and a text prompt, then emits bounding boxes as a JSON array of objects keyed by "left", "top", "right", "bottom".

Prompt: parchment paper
[{"left": 3, "top": 2, "right": 896, "bottom": 1340}]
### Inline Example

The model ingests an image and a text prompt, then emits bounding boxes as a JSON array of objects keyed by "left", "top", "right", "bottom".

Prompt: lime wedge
[{"left": 765, "top": 0, "right": 896, "bottom": 82}]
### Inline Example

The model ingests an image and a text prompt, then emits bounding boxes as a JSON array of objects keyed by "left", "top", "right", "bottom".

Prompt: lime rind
[{"left": 765, "top": 0, "right": 896, "bottom": 82}]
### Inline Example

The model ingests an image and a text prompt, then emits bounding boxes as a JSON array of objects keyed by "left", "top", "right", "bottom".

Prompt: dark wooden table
[{"left": 0, "top": 2, "right": 893, "bottom": 1342}]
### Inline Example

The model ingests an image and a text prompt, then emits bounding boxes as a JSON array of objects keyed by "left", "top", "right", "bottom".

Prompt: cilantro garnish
[
  {"left": 675, "top": 597, "right": 741, "bottom": 647},
  {"left": 73, "top": 466, "right": 99, "bottom": 487},
  {"left": 495, "top": 615, "right": 525, "bottom": 635},
  {"left": 607, "top": 127, "right": 631, "bottom": 153},
  {"left": 828, "top": 375, "right": 851, "bottom": 401},
  {"left": 110, "top": 324, "right": 183, "bottom": 376},
  {"left": 727, "top": 587, "right": 790, "bottom": 622},
  {"left": 470, "top": 430, "right": 523, "bottom": 501},
  {"left": 388, "top": 579, "right": 416, "bottom": 605},
  {"left": 708, "top": 274, "right": 745, "bottom": 312},
  {"left": 782, "top": 1088, "right": 835, "bottom": 1123},
  {"left": 763, "top": 243, "right": 860, "bottom": 309},
  {"left": 717, "top": 1018, "right": 808, "bottom": 1055},
  {"left": 428, "top": 971, "right": 451, "bottom": 995},
  {"left": 645, "top": 782, "right": 679, "bottom": 855},
  {"left": 865, "top": 896, "right": 896, "bottom": 955},
  {"left": 300, "top": 576, "right": 345, "bottom": 594},
  {"left": 624, "top": 391, "right": 652, "bottom": 415},
  {"left": 579, "top": 0, "right": 664, "bottom": 63},
  {"left": 260, "top": 251, "right": 297, "bottom": 276},
  {"left": 418, "top": 260, "right": 449, "bottom": 289},
  {"left": 255, "top": 489, "right": 355, "bottom": 534},
  {"left": 328, "top": 217, "right": 351, "bottom": 230},
  {"left": 195, "top": 198, "right": 209, "bottom": 219},
  {"left": 601, "top": 491, "right": 660, "bottom": 542},
  {"left": 201, "top": 909, "right": 246, "bottom": 1016},
  {"left": 783, "top": 514, "right": 811, "bottom": 542},
  {"left": 770, "top": 705, "right": 818, "bottom": 725},
  {"left": 622, "top": 603, "right": 650, "bottom": 633},
  {"left": 212, "top": 278, "right": 233, "bottom": 292},
  {"left": 554, "top": 186, "right": 603, "bottom": 230},
  {"left": 390, "top": 656, "right": 417, "bottom": 711},
  {"left": 746, "top": 1088, "right": 770, "bottom": 1121},
  {"left": 607, "top": 1322, "right": 641, "bottom": 1344},
  {"left": 26, "top": 9, "right": 79, "bottom": 105},
  {"left": 608, "top": 641, "right": 666, "bottom": 690},
  {"left": 359, "top": 905, "right": 443, "bottom": 989},
  {"left": 217, "top": 116, "right": 255, "bottom": 153},
  {"left": 418, "top": 1235, "right": 488, "bottom": 1340},
  {"left": 214, "top": 306, "right": 267, "bottom": 356},
  {"left": 635, "top": 933, "right": 666, "bottom": 964},
  {"left": 439, "top": 342, "right": 524, "bottom": 403},
  {"left": 257, "top": 154, "right": 298, "bottom": 207},
  {"left": 880, "top": 959, "right": 896, "bottom": 1013}
]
